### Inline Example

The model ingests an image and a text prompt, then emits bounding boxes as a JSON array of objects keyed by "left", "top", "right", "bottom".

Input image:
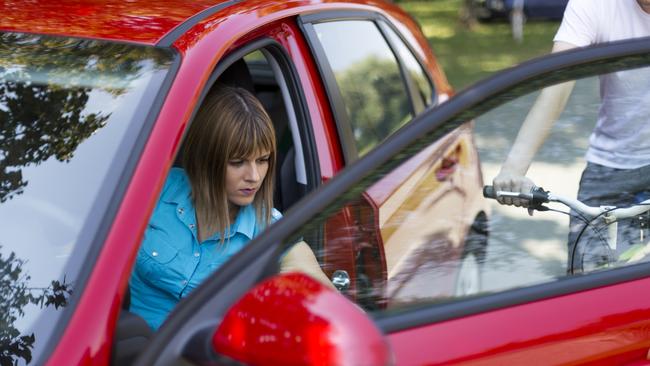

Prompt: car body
[
  {"left": 0, "top": 0, "right": 487, "bottom": 365},
  {"left": 471, "top": 0, "right": 568, "bottom": 21},
  {"left": 9, "top": 1, "right": 650, "bottom": 366}
]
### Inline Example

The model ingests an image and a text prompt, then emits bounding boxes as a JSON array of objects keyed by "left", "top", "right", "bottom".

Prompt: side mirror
[{"left": 212, "top": 272, "right": 392, "bottom": 365}]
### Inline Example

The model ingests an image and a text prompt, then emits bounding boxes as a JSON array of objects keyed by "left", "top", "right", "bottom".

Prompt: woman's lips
[{"left": 239, "top": 188, "right": 257, "bottom": 196}]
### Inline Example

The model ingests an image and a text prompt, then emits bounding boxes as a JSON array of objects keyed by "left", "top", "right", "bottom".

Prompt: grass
[{"left": 399, "top": 0, "right": 561, "bottom": 90}]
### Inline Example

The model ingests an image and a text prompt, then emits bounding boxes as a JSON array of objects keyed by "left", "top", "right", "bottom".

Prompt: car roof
[{"left": 0, "top": 0, "right": 232, "bottom": 45}]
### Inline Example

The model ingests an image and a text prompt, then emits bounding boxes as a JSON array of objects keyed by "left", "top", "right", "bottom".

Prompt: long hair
[{"left": 182, "top": 84, "right": 276, "bottom": 241}]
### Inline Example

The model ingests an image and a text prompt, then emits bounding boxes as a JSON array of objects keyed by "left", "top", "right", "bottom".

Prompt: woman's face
[{"left": 225, "top": 149, "right": 271, "bottom": 208}]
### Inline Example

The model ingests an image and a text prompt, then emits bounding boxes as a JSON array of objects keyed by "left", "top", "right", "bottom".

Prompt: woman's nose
[{"left": 245, "top": 163, "right": 261, "bottom": 182}]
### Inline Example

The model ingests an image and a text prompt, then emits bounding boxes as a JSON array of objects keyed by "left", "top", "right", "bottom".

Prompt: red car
[
  {"left": 6, "top": 0, "right": 650, "bottom": 366},
  {"left": 0, "top": 0, "right": 487, "bottom": 365}
]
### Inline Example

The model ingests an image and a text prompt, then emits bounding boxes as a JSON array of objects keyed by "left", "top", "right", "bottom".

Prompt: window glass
[
  {"left": 383, "top": 24, "right": 434, "bottom": 107},
  {"left": 314, "top": 20, "right": 411, "bottom": 156},
  {"left": 274, "top": 59, "right": 650, "bottom": 316},
  {"left": 0, "top": 32, "right": 174, "bottom": 364}
]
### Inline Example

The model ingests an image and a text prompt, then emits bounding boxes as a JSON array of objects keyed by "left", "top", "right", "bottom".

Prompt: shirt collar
[
  {"left": 162, "top": 168, "right": 193, "bottom": 206},
  {"left": 226, "top": 204, "right": 256, "bottom": 240}
]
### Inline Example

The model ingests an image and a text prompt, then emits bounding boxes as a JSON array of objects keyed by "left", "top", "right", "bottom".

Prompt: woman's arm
[{"left": 280, "top": 241, "right": 335, "bottom": 289}]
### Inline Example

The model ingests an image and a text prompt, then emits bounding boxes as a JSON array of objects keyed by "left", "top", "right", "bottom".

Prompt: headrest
[{"left": 217, "top": 58, "right": 255, "bottom": 93}]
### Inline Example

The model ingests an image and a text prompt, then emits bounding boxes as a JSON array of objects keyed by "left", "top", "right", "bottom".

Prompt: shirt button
[
  {"left": 194, "top": 252, "right": 200, "bottom": 257},
  {"left": 189, "top": 223, "right": 195, "bottom": 229},
  {"left": 152, "top": 251, "right": 158, "bottom": 257},
  {"left": 182, "top": 280, "right": 187, "bottom": 285},
  {"left": 178, "top": 208, "right": 184, "bottom": 214}
]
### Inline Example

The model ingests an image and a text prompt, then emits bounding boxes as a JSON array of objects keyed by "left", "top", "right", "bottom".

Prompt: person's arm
[
  {"left": 493, "top": 41, "right": 577, "bottom": 206},
  {"left": 279, "top": 241, "right": 335, "bottom": 289}
]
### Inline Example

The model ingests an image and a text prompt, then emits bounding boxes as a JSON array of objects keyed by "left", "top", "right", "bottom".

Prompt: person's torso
[
  {"left": 563, "top": 0, "right": 650, "bottom": 168},
  {"left": 128, "top": 168, "right": 280, "bottom": 329}
]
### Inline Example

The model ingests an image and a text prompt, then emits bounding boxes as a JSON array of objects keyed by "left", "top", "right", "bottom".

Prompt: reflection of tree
[
  {"left": 0, "top": 74, "right": 109, "bottom": 202},
  {"left": 0, "top": 32, "right": 169, "bottom": 202},
  {"left": 0, "top": 247, "right": 72, "bottom": 366},
  {"left": 335, "top": 57, "right": 411, "bottom": 155}
]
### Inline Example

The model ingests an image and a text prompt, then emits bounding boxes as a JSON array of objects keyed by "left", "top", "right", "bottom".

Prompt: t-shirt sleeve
[{"left": 553, "top": 0, "right": 599, "bottom": 47}]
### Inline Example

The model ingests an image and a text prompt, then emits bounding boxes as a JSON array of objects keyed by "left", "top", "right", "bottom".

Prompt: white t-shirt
[{"left": 554, "top": 0, "right": 650, "bottom": 169}]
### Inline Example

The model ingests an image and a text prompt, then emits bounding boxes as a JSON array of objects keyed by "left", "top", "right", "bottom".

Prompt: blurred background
[{"left": 398, "top": 0, "right": 562, "bottom": 90}]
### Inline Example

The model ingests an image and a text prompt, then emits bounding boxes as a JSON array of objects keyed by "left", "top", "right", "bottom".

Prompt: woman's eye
[
  {"left": 257, "top": 157, "right": 270, "bottom": 163},
  {"left": 229, "top": 160, "right": 244, "bottom": 166}
]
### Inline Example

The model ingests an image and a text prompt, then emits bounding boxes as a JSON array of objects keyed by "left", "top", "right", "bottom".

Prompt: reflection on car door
[{"left": 367, "top": 123, "right": 482, "bottom": 307}]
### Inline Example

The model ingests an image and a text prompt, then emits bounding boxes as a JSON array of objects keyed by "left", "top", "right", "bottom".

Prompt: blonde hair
[{"left": 182, "top": 84, "right": 276, "bottom": 241}]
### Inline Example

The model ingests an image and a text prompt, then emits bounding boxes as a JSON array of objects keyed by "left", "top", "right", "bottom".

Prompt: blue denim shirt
[{"left": 129, "top": 168, "right": 281, "bottom": 330}]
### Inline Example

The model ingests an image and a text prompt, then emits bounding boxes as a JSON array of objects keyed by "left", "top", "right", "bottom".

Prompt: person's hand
[{"left": 492, "top": 170, "right": 536, "bottom": 207}]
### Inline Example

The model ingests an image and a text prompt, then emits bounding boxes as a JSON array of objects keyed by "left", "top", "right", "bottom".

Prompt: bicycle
[{"left": 483, "top": 185, "right": 650, "bottom": 274}]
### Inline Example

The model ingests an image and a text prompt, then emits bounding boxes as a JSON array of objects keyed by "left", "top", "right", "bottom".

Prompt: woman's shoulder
[{"left": 160, "top": 167, "right": 191, "bottom": 200}]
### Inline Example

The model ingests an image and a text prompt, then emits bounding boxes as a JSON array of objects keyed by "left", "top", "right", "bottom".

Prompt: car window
[
  {"left": 272, "top": 51, "right": 650, "bottom": 317},
  {"left": 313, "top": 20, "right": 412, "bottom": 156},
  {"left": 382, "top": 24, "right": 434, "bottom": 109},
  {"left": 0, "top": 32, "right": 174, "bottom": 364}
]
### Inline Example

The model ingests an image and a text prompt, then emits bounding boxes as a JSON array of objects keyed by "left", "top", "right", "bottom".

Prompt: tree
[
  {"left": 0, "top": 32, "right": 170, "bottom": 202},
  {"left": 335, "top": 56, "right": 411, "bottom": 155},
  {"left": 0, "top": 248, "right": 72, "bottom": 366}
]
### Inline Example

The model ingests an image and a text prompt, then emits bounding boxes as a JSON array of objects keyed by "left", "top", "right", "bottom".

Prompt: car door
[
  {"left": 133, "top": 35, "right": 650, "bottom": 366},
  {"left": 297, "top": 11, "right": 478, "bottom": 306}
]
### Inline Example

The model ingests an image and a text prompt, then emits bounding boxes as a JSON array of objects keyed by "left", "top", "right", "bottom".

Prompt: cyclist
[{"left": 492, "top": 0, "right": 650, "bottom": 271}]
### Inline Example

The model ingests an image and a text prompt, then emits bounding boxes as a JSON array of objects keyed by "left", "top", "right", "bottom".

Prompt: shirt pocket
[{"left": 135, "top": 225, "right": 184, "bottom": 298}]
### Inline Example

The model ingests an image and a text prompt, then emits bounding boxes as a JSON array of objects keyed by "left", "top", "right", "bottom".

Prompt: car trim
[
  {"left": 297, "top": 19, "right": 358, "bottom": 163},
  {"left": 145, "top": 37, "right": 650, "bottom": 343},
  {"left": 36, "top": 45, "right": 182, "bottom": 364},
  {"left": 260, "top": 42, "right": 322, "bottom": 197},
  {"left": 156, "top": 0, "right": 241, "bottom": 47}
]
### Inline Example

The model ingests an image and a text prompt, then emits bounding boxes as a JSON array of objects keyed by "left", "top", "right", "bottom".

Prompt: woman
[{"left": 129, "top": 85, "right": 282, "bottom": 330}]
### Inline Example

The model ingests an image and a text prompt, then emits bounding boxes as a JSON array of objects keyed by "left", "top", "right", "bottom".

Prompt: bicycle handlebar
[
  {"left": 483, "top": 185, "right": 550, "bottom": 209},
  {"left": 483, "top": 185, "right": 650, "bottom": 220}
]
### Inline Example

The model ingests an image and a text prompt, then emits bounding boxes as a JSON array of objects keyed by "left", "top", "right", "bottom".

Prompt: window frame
[{"left": 298, "top": 10, "right": 437, "bottom": 163}]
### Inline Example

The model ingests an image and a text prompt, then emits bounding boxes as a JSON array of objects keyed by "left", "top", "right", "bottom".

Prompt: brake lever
[{"left": 528, "top": 204, "right": 549, "bottom": 216}]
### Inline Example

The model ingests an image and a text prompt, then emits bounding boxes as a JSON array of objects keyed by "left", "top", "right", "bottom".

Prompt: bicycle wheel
[{"left": 570, "top": 221, "right": 614, "bottom": 274}]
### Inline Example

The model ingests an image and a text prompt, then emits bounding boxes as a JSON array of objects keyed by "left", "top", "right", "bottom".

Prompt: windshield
[{"left": 0, "top": 32, "right": 174, "bottom": 364}]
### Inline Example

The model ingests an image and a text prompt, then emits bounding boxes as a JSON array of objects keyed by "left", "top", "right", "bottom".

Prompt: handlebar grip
[{"left": 483, "top": 185, "right": 497, "bottom": 199}]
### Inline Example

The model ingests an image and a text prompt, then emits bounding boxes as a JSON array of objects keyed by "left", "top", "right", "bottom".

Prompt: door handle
[
  {"left": 331, "top": 270, "right": 350, "bottom": 292},
  {"left": 435, "top": 156, "right": 459, "bottom": 181}
]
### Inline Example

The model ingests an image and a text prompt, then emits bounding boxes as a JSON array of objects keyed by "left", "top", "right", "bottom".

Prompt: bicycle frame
[{"left": 546, "top": 193, "right": 650, "bottom": 251}]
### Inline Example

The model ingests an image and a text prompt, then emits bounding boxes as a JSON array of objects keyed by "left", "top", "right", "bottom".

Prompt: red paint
[
  {"left": 213, "top": 273, "right": 391, "bottom": 366},
  {"left": 0, "top": 0, "right": 223, "bottom": 44},
  {"left": 389, "top": 277, "right": 650, "bottom": 365}
]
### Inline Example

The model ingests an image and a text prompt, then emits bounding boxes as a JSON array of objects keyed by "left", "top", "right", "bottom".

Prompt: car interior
[{"left": 111, "top": 46, "right": 314, "bottom": 366}]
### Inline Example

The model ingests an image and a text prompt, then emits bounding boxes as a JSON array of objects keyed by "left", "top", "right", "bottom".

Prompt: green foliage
[
  {"left": 335, "top": 56, "right": 411, "bottom": 155},
  {"left": 0, "top": 248, "right": 72, "bottom": 365},
  {"left": 400, "top": 0, "right": 560, "bottom": 90}
]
